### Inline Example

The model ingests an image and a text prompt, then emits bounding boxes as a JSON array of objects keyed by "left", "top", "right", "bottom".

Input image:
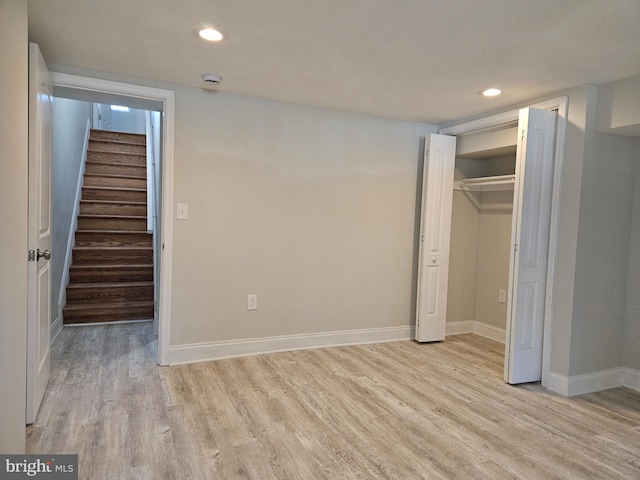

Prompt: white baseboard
[
  {"left": 545, "top": 371, "right": 570, "bottom": 397},
  {"left": 445, "top": 320, "right": 506, "bottom": 344},
  {"left": 168, "top": 326, "right": 412, "bottom": 366},
  {"left": 444, "top": 320, "right": 475, "bottom": 336},
  {"left": 623, "top": 367, "right": 640, "bottom": 393},
  {"left": 545, "top": 367, "right": 640, "bottom": 397}
]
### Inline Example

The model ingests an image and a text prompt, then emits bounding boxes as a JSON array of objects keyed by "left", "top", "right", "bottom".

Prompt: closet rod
[{"left": 457, "top": 174, "right": 515, "bottom": 191}]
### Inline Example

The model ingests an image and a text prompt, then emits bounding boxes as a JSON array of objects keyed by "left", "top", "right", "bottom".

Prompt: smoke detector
[{"left": 203, "top": 74, "right": 222, "bottom": 86}]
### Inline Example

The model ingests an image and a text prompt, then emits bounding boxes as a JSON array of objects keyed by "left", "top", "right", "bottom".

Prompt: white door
[
  {"left": 415, "top": 134, "right": 457, "bottom": 342},
  {"left": 27, "top": 43, "right": 53, "bottom": 424},
  {"left": 505, "top": 107, "right": 557, "bottom": 384},
  {"left": 93, "top": 103, "right": 112, "bottom": 130}
]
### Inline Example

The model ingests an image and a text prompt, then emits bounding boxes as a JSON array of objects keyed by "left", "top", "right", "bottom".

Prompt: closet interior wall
[{"left": 446, "top": 127, "right": 518, "bottom": 341}]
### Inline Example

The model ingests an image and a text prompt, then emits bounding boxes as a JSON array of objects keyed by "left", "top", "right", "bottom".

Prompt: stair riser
[
  {"left": 85, "top": 162, "right": 146, "bottom": 178},
  {"left": 66, "top": 286, "right": 153, "bottom": 303},
  {"left": 72, "top": 249, "right": 153, "bottom": 265},
  {"left": 69, "top": 267, "right": 153, "bottom": 283},
  {"left": 87, "top": 151, "right": 146, "bottom": 166},
  {"left": 82, "top": 187, "right": 147, "bottom": 202},
  {"left": 78, "top": 216, "right": 147, "bottom": 231},
  {"left": 90, "top": 130, "right": 146, "bottom": 145},
  {"left": 80, "top": 202, "right": 147, "bottom": 217},
  {"left": 84, "top": 175, "right": 147, "bottom": 189},
  {"left": 89, "top": 140, "right": 145, "bottom": 155},
  {"left": 63, "top": 306, "right": 154, "bottom": 324},
  {"left": 74, "top": 231, "right": 152, "bottom": 248}
]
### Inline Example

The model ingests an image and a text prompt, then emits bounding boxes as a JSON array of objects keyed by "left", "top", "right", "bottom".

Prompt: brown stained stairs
[{"left": 63, "top": 129, "right": 154, "bottom": 324}]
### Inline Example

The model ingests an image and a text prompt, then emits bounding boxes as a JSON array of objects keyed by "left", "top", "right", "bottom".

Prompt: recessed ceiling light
[
  {"left": 198, "top": 27, "right": 224, "bottom": 42},
  {"left": 482, "top": 88, "right": 502, "bottom": 97}
]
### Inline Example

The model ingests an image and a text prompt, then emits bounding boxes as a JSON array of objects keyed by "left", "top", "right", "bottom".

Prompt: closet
[{"left": 415, "top": 107, "right": 557, "bottom": 384}]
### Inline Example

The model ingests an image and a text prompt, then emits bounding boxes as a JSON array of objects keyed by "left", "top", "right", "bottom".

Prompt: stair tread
[
  {"left": 84, "top": 172, "right": 146, "bottom": 180},
  {"left": 87, "top": 157, "right": 147, "bottom": 162},
  {"left": 90, "top": 130, "right": 145, "bottom": 138},
  {"left": 73, "top": 246, "right": 152, "bottom": 251},
  {"left": 70, "top": 264, "right": 152, "bottom": 269},
  {"left": 63, "top": 300, "right": 153, "bottom": 310},
  {"left": 80, "top": 199, "right": 147, "bottom": 205},
  {"left": 89, "top": 138, "right": 146, "bottom": 147},
  {"left": 78, "top": 214, "right": 147, "bottom": 219},
  {"left": 83, "top": 186, "right": 146, "bottom": 192},
  {"left": 67, "top": 281, "right": 153, "bottom": 289},
  {"left": 87, "top": 148, "right": 144, "bottom": 154},
  {"left": 75, "top": 229, "right": 151, "bottom": 234}
]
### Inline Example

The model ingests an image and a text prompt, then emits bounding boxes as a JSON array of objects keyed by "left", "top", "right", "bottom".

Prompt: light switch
[
  {"left": 498, "top": 289, "right": 507, "bottom": 304},
  {"left": 177, "top": 203, "right": 188, "bottom": 220},
  {"left": 248, "top": 294, "right": 257, "bottom": 311}
]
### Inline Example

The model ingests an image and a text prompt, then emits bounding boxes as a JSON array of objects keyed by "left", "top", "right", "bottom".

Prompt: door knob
[{"left": 37, "top": 249, "right": 51, "bottom": 261}]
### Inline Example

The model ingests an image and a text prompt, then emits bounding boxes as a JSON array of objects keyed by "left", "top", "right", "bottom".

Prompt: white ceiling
[{"left": 28, "top": 0, "right": 640, "bottom": 125}]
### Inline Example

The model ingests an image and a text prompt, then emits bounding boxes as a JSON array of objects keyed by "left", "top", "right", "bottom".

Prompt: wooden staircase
[{"left": 63, "top": 129, "right": 154, "bottom": 324}]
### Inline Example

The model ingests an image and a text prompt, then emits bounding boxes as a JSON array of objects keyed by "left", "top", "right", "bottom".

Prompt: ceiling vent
[{"left": 202, "top": 74, "right": 222, "bottom": 86}]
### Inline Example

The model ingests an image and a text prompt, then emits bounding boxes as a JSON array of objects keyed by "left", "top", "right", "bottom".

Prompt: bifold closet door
[
  {"left": 505, "top": 107, "right": 557, "bottom": 384},
  {"left": 415, "top": 134, "right": 456, "bottom": 342}
]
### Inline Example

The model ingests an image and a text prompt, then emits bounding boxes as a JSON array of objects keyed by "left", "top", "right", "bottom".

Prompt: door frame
[
  {"left": 51, "top": 72, "right": 174, "bottom": 366},
  {"left": 440, "top": 96, "right": 568, "bottom": 388}
]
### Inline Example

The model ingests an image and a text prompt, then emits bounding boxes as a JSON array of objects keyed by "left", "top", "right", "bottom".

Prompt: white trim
[
  {"left": 444, "top": 320, "right": 475, "bottom": 336},
  {"left": 58, "top": 119, "right": 90, "bottom": 328},
  {"left": 623, "top": 368, "right": 640, "bottom": 393},
  {"left": 145, "top": 111, "right": 155, "bottom": 233},
  {"left": 51, "top": 72, "right": 174, "bottom": 366},
  {"left": 445, "top": 320, "right": 506, "bottom": 344},
  {"left": 168, "top": 326, "right": 412, "bottom": 366},
  {"left": 566, "top": 368, "right": 625, "bottom": 396},
  {"left": 440, "top": 110, "right": 519, "bottom": 136},
  {"left": 545, "top": 371, "right": 570, "bottom": 396},
  {"left": 545, "top": 367, "right": 640, "bottom": 397}
]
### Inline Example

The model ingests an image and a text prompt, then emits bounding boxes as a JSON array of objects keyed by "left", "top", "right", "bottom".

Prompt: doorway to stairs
[
  {"left": 50, "top": 73, "right": 174, "bottom": 366},
  {"left": 61, "top": 113, "right": 158, "bottom": 330}
]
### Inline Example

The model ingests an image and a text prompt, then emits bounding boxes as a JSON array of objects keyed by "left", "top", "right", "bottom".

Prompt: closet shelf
[{"left": 456, "top": 174, "right": 515, "bottom": 191}]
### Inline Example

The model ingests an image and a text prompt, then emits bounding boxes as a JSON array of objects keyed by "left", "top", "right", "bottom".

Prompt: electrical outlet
[
  {"left": 248, "top": 294, "right": 258, "bottom": 311},
  {"left": 498, "top": 289, "right": 507, "bottom": 304}
]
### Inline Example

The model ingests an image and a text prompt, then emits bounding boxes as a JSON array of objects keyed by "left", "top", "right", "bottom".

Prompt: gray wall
[
  {"left": 447, "top": 190, "right": 479, "bottom": 324},
  {"left": 623, "top": 140, "right": 640, "bottom": 370},
  {"left": 568, "top": 86, "right": 637, "bottom": 376},
  {"left": 107, "top": 105, "right": 146, "bottom": 134},
  {"left": 170, "top": 88, "right": 436, "bottom": 345},
  {"left": 475, "top": 205, "right": 512, "bottom": 330},
  {"left": 51, "top": 97, "right": 92, "bottom": 326},
  {"left": 0, "top": 0, "right": 28, "bottom": 453}
]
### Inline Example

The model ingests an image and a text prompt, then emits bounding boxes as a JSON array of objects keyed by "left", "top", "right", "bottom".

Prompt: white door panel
[
  {"left": 416, "top": 134, "right": 456, "bottom": 342},
  {"left": 505, "top": 107, "right": 557, "bottom": 384},
  {"left": 27, "top": 43, "right": 53, "bottom": 424}
]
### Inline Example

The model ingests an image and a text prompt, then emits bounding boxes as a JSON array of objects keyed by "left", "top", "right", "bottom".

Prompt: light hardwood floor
[{"left": 27, "top": 323, "right": 640, "bottom": 479}]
